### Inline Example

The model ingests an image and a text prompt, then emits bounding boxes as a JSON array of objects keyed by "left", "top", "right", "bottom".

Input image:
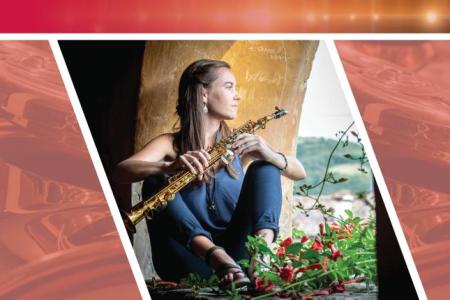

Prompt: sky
[{"left": 298, "top": 41, "right": 354, "bottom": 139}]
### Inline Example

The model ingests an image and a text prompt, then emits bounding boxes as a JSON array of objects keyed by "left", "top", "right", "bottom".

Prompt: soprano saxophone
[{"left": 121, "top": 107, "right": 288, "bottom": 233}]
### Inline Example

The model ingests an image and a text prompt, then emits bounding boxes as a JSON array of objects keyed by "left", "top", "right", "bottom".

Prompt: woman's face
[{"left": 204, "top": 67, "right": 240, "bottom": 120}]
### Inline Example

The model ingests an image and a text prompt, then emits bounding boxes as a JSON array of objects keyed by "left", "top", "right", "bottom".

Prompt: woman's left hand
[{"left": 232, "top": 133, "right": 276, "bottom": 162}]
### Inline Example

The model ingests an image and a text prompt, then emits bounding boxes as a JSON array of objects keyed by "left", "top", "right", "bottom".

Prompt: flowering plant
[
  {"left": 153, "top": 124, "right": 376, "bottom": 299},
  {"left": 241, "top": 210, "right": 376, "bottom": 299}
]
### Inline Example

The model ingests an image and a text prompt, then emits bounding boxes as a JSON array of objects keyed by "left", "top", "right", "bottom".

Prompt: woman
[{"left": 113, "top": 59, "right": 306, "bottom": 288}]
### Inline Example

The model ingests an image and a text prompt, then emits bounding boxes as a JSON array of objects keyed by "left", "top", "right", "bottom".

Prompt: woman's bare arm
[
  {"left": 241, "top": 151, "right": 306, "bottom": 181},
  {"left": 111, "top": 133, "right": 176, "bottom": 184},
  {"left": 234, "top": 133, "right": 306, "bottom": 181}
]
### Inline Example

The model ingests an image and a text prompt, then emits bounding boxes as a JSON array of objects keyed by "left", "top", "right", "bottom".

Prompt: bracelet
[{"left": 276, "top": 152, "right": 288, "bottom": 172}]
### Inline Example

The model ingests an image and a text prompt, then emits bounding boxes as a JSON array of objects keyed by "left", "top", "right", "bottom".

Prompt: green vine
[{"left": 296, "top": 121, "right": 370, "bottom": 221}]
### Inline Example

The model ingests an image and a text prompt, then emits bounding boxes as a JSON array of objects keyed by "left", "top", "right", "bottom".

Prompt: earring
[{"left": 203, "top": 103, "right": 208, "bottom": 113}]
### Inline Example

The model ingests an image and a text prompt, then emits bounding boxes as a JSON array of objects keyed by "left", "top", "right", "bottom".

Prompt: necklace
[
  {"left": 206, "top": 126, "right": 221, "bottom": 214},
  {"left": 206, "top": 171, "right": 216, "bottom": 213}
]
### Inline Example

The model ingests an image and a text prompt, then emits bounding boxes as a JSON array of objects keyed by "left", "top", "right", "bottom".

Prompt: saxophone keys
[
  {"left": 144, "top": 209, "right": 154, "bottom": 220},
  {"left": 168, "top": 175, "right": 178, "bottom": 183},
  {"left": 221, "top": 149, "right": 235, "bottom": 165}
]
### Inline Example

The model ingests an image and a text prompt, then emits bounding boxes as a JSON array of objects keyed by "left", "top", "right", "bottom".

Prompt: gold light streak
[
  {"left": 204, "top": 2, "right": 450, "bottom": 32},
  {"left": 426, "top": 11, "right": 438, "bottom": 23},
  {"left": 296, "top": 11, "right": 447, "bottom": 23}
]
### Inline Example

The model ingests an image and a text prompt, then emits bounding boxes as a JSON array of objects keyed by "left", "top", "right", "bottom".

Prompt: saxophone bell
[{"left": 121, "top": 209, "right": 138, "bottom": 234}]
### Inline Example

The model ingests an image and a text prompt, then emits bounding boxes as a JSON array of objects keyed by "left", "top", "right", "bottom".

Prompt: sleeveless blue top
[
  {"left": 143, "top": 154, "right": 245, "bottom": 237},
  {"left": 178, "top": 154, "right": 244, "bottom": 233}
]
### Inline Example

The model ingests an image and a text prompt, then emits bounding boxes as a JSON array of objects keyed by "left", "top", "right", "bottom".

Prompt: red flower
[
  {"left": 330, "top": 244, "right": 343, "bottom": 261},
  {"left": 277, "top": 246, "right": 285, "bottom": 258},
  {"left": 281, "top": 237, "right": 293, "bottom": 247},
  {"left": 311, "top": 239, "right": 323, "bottom": 252},
  {"left": 300, "top": 235, "right": 309, "bottom": 243},
  {"left": 296, "top": 262, "right": 323, "bottom": 273},
  {"left": 332, "top": 283, "right": 345, "bottom": 293},
  {"left": 307, "top": 263, "right": 323, "bottom": 271},
  {"left": 330, "top": 243, "right": 336, "bottom": 251},
  {"left": 319, "top": 223, "right": 325, "bottom": 235},
  {"left": 344, "top": 224, "right": 353, "bottom": 235},
  {"left": 279, "top": 265, "right": 294, "bottom": 282},
  {"left": 277, "top": 237, "right": 293, "bottom": 259},
  {"left": 254, "top": 278, "right": 275, "bottom": 292},
  {"left": 330, "top": 221, "right": 342, "bottom": 234},
  {"left": 323, "top": 256, "right": 329, "bottom": 270},
  {"left": 331, "top": 250, "right": 343, "bottom": 261}
]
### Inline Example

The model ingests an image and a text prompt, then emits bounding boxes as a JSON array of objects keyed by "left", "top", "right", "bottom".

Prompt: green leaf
[
  {"left": 292, "top": 260, "right": 303, "bottom": 268},
  {"left": 358, "top": 167, "right": 368, "bottom": 174},
  {"left": 292, "top": 228, "right": 305, "bottom": 239},
  {"left": 331, "top": 271, "right": 338, "bottom": 281},
  {"left": 338, "top": 177, "right": 348, "bottom": 183},
  {"left": 326, "top": 207, "right": 335, "bottom": 214},
  {"left": 237, "top": 259, "right": 249, "bottom": 267},
  {"left": 353, "top": 217, "right": 361, "bottom": 224},
  {"left": 302, "top": 249, "right": 321, "bottom": 260},
  {"left": 286, "top": 242, "right": 304, "bottom": 254},
  {"left": 299, "top": 184, "right": 312, "bottom": 193},
  {"left": 325, "top": 222, "right": 330, "bottom": 235},
  {"left": 257, "top": 243, "right": 272, "bottom": 254},
  {"left": 261, "top": 272, "right": 280, "bottom": 282},
  {"left": 326, "top": 172, "right": 336, "bottom": 181},
  {"left": 345, "top": 209, "right": 353, "bottom": 218}
]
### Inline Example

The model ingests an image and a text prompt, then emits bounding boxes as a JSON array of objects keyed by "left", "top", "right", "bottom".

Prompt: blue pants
[{"left": 145, "top": 160, "right": 282, "bottom": 281}]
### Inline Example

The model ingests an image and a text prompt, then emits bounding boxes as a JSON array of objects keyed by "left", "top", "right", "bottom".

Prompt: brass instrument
[{"left": 122, "top": 107, "right": 288, "bottom": 233}]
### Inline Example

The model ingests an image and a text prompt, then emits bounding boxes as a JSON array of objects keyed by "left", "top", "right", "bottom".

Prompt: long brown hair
[{"left": 174, "top": 59, "right": 238, "bottom": 180}]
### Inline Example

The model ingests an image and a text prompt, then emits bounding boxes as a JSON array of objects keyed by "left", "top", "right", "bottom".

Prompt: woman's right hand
[{"left": 164, "top": 149, "right": 211, "bottom": 180}]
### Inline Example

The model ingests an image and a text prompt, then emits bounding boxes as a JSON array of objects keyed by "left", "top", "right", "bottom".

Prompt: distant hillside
[{"left": 294, "top": 137, "right": 373, "bottom": 195}]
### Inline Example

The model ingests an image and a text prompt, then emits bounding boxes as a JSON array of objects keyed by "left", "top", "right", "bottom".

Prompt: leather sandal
[
  {"left": 205, "top": 246, "right": 251, "bottom": 290},
  {"left": 215, "top": 263, "right": 251, "bottom": 290}
]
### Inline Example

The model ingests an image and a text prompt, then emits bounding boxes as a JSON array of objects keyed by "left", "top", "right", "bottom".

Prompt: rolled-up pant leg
[
  {"left": 218, "top": 160, "right": 282, "bottom": 262},
  {"left": 148, "top": 223, "right": 213, "bottom": 281},
  {"left": 144, "top": 176, "right": 213, "bottom": 281}
]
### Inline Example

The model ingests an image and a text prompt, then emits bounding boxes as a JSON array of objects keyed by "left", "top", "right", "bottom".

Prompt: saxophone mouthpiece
[{"left": 274, "top": 106, "right": 288, "bottom": 118}]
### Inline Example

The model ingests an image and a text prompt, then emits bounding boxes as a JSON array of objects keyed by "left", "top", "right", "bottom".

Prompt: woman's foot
[{"left": 205, "top": 246, "right": 250, "bottom": 289}]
